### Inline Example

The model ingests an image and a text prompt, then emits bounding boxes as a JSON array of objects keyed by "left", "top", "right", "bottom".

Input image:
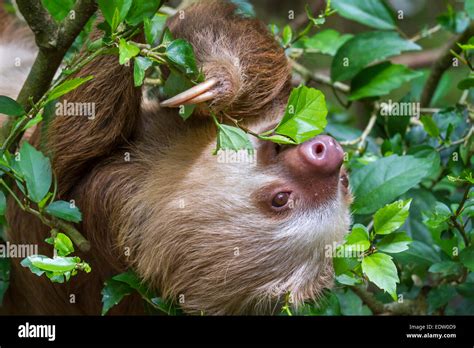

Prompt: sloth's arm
[{"left": 45, "top": 53, "right": 141, "bottom": 195}]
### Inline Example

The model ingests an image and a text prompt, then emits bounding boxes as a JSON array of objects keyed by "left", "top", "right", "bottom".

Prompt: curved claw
[{"left": 160, "top": 78, "right": 218, "bottom": 107}]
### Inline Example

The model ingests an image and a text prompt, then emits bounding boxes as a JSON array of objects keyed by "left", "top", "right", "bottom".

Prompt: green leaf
[
  {"left": 163, "top": 71, "right": 195, "bottom": 120},
  {"left": 22, "top": 113, "right": 43, "bottom": 132},
  {"left": 349, "top": 62, "right": 423, "bottom": 100},
  {"left": 420, "top": 115, "right": 440, "bottom": 137},
  {"left": 350, "top": 155, "right": 434, "bottom": 214},
  {"left": 335, "top": 289, "right": 372, "bottom": 315},
  {"left": 46, "top": 76, "right": 94, "bottom": 103},
  {"left": 0, "top": 96, "right": 25, "bottom": 116},
  {"left": 335, "top": 273, "right": 361, "bottom": 286},
  {"left": 215, "top": 124, "right": 254, "bottom": 154},
  {"left": 361, "top": 252, "right": 399, "bottom": 300},
  {"left": 377, "top": 232, "right": 412, "bottom": 253},
  {"left": 0, "top": 258, "right": 10, "bottom": 304},
  {"left": 165, "top": 39, "right": 199, "bottom": 78},
  {"left": 257, "top": 134, "right": 296, "bottom": 145},
  {"left": 437, "top": 6, "right": 470, "bottom": 34},
  {"left": 17, "top": 142, "right": 52, "bottom": 203},
  {"left": 126, "top": 0, "right": 163, "bottom": 26},
  {"left": 118, "top": 38, "right": 141, "bottom": 65},
  {"left": 282, "top": 25, "right": 293, "bottom": 46},
  {"left": 428, "top": 261, "right": 463, "bottom": 277},
  {"left": 460, "top": 246, "right": 474, "bottom": 272},
  {"left": 54, "top": 233, "right": 75, "bottom": 257},
  {"left": 27, "top": 255, "right": 77, "bottom": 272},
  {"left": 274, "top": 86, "right": 327, "bottom": 143},
  {"left": 97, "top": 0, "right": 132, "bottom": 31},
  {"left": 331, "top": 31, "right": 420, "bottom": 81},
  {"left": 45, "top": 200, "right": 82, "bottom": 223},
  {"left": 133, "top": 56, "right": 153, "bottom": 87},
  {"left": 150, "top": 297, "right": 182, "bottom": 315},
  {"left": 20, "top": 257, "right": 45, "bottom": 276},
  {"left": 457, "top": 77, "right": 474, "bottom": 90},
  {"left": 374, "top": 199, "right": 411, "bottom": 235},
  {"left": 303, "top": 29, "right": 353, "bottom": 56},
  {"left": 101, "top": 278, "right": 133, "bottom": 315},
  {"left": 0, "top": 191, "right": 5, "bottom": 216},
  {"left": 331, "top": 0, "right": 396, "bottom": 30},
  {"left": 344, "top": 224, "right": 370, "bottom": 252},
  {"left": 144, "top": 13, "right": 167, "bottom": 45},
  {"left": 466, "top": 0, "right": 474, "bottom": 19},
  {"left": 41, "top": 0, "right": 75, "bottom": 21},
  {"left": 395, "top": 240, "right": 442, "bottom": 267},
  {"left": 427, "top": 284, "right": 457, "bottom": 313}
]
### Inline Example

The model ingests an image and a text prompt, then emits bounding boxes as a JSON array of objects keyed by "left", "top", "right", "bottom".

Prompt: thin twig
[
  {"left": 291, "top": 60, "right": 350, "bottom": 93},
  {"left": 421, "top": 23, "right": 474, "bottom": 107},
  {"left": 410, "top": 24, "right": 442, "bottom": 42},
  {"left": 340, "top": 106, "right": 378, "bottom": 147}
]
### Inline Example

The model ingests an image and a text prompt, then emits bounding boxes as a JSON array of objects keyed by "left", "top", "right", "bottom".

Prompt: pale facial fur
[{"left": 118, "top": 111, "right": 352, "bottom": 315}]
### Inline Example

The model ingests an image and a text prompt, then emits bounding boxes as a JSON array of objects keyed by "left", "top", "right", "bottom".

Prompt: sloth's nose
[{"left": 298, "top": 135, "right": 344, "bottom": 175}]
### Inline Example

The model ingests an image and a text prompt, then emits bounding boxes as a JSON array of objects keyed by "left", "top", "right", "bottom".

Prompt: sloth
[{"left": 2, "top": 0, "right": 352, "bottom": 315}]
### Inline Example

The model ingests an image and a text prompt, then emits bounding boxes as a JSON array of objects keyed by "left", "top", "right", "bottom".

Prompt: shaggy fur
[{"left": 2, "top": 0, "right": 351, "bottom": 315}]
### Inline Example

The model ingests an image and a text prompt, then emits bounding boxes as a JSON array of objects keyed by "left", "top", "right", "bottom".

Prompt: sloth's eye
[{"left": 272, "top": 192, "right": 290, "bottom": 208}]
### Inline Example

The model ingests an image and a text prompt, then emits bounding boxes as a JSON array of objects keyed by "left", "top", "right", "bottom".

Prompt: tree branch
[
  {"left": 16, "top": 0, "right": 97, "bottom": 109},
  {"left": 421, "top": 22, "right": 474, "bottom": 107}
]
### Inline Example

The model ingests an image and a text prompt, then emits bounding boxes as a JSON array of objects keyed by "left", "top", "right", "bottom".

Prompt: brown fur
[{"left": 3, "top": 0, "right": 351, "bottom": 315}]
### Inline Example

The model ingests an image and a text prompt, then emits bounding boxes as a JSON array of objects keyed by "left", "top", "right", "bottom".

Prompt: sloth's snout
[{"left": 297, "top": 135, "right": 344, "bottom": 176}]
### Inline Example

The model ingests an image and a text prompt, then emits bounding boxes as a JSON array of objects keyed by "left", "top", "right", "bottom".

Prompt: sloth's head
[
  {"left": 121, "top": 119, "right": 352, "bottom": 314},
  {"left": 118, "top": 0, "right": 352, "bottom": 315}
]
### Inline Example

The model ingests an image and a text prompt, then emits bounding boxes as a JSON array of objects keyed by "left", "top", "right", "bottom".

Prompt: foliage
[{"left": 0, "top": 0, "right": 472, "bottom": 317}]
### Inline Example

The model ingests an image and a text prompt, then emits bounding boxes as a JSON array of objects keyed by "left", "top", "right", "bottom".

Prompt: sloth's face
[{"left": 121, "top": 116, "right": 352, "bottom": 315}]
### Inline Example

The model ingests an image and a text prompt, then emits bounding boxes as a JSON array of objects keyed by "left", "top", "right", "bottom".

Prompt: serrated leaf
[
  {"left": 215, "top": 124, "right": 254, "bottom": 154},
  {"left": 350, "top": 155, "right": 434, "bottom": 214},
  {"left": 331, "top": 31, "right": 420, "bottom": 81},
  {"left": 45, "top": 200, "right": 82, "bottom": 223},
  {"left": 133, "top": 56, "right": 153, "bottom": 87},
  {"left": 344, "top": 224, "right": 370, "bottom": 252},
  {"left": 427, "top": 284, "right": 457, "bottom": 313},
  {"left": 303, "top": 29, "right": 353, "bottom": 56},
  {"left": 377, "top": 232, "right": 412, "bottom": 253},
  {"left": 274, "top": 86, "right": 327, "bottom": 143},
  {"left": 361, "top": 252, "right": 399, "bottom": 300},
  {"left": 0, "top": 96, "right": 25, "bottom": 116},
  {"left": 118, "top": 39, "right": 140, "bottom": 65},
  {"left": 331, "top": 0, "right": 396, "bottom": 30},
  {"left": 17, "top": 142, "right": 52, "bottom": 203},
  {"left": 46, "top": 76, "right": 94, "bottom": 103},
  {"left": 374, "top": 199, "right": 411, "bottom": 235},
  {"left": 349, "top": 62, "right": 423, "bottom": 100}
]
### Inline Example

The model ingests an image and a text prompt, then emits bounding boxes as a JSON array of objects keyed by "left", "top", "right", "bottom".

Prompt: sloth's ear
[{"left": 160, "top": 78, "right": 218, "bottom": 107}]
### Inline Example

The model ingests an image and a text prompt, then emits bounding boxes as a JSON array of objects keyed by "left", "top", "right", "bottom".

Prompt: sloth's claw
[{"left": 160, "top": 78, "right": 218, "bottom": 107}]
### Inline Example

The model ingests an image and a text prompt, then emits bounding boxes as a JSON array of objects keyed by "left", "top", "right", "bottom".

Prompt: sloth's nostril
[{"left": 314, "top": 143, "right": 325, "bottom": 156}]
